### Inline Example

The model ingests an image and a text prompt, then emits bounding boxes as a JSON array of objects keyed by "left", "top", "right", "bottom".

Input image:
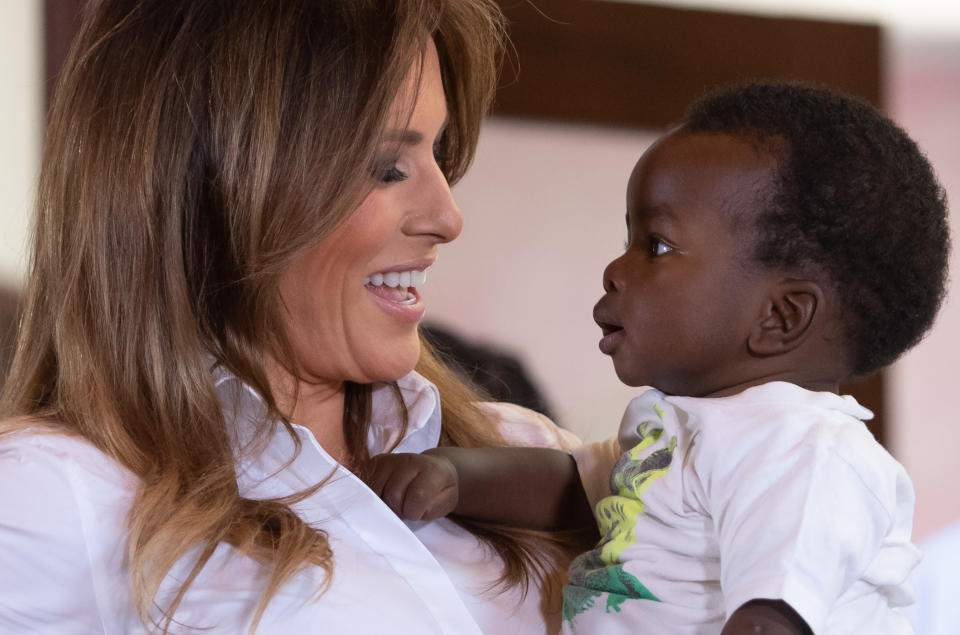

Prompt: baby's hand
[{"left": 361, "top": 450, "right": 459, "bottom": 521}]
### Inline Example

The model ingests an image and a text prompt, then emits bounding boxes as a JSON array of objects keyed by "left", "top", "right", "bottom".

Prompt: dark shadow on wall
[{"left": 422, "top": 322, "right": 555, "bottom": 420}]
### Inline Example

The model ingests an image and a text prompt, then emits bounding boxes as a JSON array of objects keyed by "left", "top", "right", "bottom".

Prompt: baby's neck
[{"left": 697, "top": 374, "right": 840, "bottom": 398}]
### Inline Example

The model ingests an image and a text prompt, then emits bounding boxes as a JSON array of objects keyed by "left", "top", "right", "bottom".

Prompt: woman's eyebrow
[
  {"left": 383, "top": 129, "right": 425, "bottom": 145},
  {"left": 384, "top": 117, "right": 448, "bottom": 146}
]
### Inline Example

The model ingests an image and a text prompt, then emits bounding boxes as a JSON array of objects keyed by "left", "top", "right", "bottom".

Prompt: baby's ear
[{"left": 747, "top": 279, "right": 823, "bottom": 357}]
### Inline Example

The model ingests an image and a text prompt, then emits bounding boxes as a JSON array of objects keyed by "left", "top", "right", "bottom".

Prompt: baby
[{"left": 363, "top": 81, "right": 950, "bottom": 634}]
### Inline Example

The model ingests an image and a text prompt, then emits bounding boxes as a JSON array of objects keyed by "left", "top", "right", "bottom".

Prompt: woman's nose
[{"left": 405, "top": 165, "right": 463, "bottom": 244}]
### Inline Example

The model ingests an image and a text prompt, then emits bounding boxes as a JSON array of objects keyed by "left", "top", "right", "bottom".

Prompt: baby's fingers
[
  {"left": 359, "top": 454, "right": 393, "bottom": 497},
  {"left": 362, "top": 454, "right": 417, "bottom": 517},
  {"left": 401, "top": 465, "right": 458, "bottom": 521},
  {"left": 383, "top": 464, "right": 423, "bottom": 517}
]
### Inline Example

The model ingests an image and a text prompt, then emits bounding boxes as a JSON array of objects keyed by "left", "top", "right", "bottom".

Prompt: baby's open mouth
[
  {"left": 596, "top": 319, "right": 625, "bottom": 355},
  {"left": 596, "top": 321, "right": 623, "bottom": 337},
  {"left": 364, "top": 269, "right": 426, "bottom": 305}
]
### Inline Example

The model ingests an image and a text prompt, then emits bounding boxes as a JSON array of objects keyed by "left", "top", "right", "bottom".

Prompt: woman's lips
[
  {"left": 364, "top": 265, "right": 430, "bottom": 323},
  {"left": 365, "top": 283, "right": 416, "bottom": 304},
  {"left": 365, "top": 282, "right": 425, "bottom": 324}
]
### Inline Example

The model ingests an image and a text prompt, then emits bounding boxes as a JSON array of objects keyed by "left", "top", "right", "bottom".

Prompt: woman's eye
[
  {"left": 649, "top": 236, "right": 673, "bottom": 257},
  {"left": 374, "top": 163, "right": 407, "bottom": 184}
]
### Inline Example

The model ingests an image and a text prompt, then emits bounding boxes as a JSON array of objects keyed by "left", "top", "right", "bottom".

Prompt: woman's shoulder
[
  {"left": 0, "top": 417, "right": 136, "bottom": 499},
  {"left": 2, "top": 416, "right": 115, "bottom": 463},
  {"left": 480, "top": 401, "right": 582, "bottom": 451},
  {"left": 0, "top": 420, "right": 91, "bottom": 524},
  {"left": 0, "top": 419, "right": 134, "bottom": 631}
]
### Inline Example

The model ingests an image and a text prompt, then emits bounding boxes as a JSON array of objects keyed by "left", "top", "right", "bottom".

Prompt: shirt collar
[
  {"left": 212, "top": 363, "right": 442, "bottom": 458},
  {"left": 368, "top": 372, "right": 443, "bottom": 455},
  {"left": 655, "top": 380, "right": 875, "bottom": 421}
]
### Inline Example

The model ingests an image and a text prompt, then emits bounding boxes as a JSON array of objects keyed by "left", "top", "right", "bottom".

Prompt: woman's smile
[{"left": 364, "top": 261, "right": 434, "bottom": 324}]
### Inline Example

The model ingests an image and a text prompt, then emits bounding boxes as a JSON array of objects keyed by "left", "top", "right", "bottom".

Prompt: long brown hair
[{"left": 0, "top": 0, "right": 569, "bottom": 631}]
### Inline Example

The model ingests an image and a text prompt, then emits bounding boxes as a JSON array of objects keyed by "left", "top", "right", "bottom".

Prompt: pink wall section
[
  {"left": 887, "top": 37, "right": 960, "bottom": 541},
  {"left": 426, "top": 119, "right": 658, "bottom": 445}
]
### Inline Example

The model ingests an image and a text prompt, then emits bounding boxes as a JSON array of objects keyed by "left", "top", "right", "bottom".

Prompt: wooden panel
[
  {"left": 494, "top": 0, "right": 882, "bottom": 127},
  {"left": 493, "top": 0, "right": 886, "bottom": 444},
  {"left": 44, "top": 0, "right": 87, "bottom": 107}
]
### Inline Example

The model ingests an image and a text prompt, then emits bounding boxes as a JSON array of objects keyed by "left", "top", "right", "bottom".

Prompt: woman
[{"left": 0, "top": 1, "right": 582, "bottom": 632}]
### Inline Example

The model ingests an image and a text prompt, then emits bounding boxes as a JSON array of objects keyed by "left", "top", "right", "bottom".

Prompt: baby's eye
[{"left": 649, "top": 236, "right": 673, "bottom": 257}]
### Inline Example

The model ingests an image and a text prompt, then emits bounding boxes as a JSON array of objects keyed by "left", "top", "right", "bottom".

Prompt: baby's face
[{"left": 593, "top": 128, "right": 779, "bottom": 397}]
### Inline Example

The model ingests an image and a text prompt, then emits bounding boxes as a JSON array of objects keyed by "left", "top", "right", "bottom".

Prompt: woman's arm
[{"left": 362, "top": 446, "right": 595, "bottom": 531}]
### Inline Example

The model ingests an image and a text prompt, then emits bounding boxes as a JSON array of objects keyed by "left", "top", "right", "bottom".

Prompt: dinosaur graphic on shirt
[{"left": 563, "top": 402, "right": 678, "bottom": 625}]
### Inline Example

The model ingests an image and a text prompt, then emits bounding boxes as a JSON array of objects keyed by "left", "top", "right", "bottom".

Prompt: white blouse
[{"left": 0, "top": 368, "right": 579, "bottom": 634}]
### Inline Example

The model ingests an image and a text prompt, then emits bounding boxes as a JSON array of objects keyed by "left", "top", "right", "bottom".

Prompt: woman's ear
[{"left": 747, "top": 279, "right": 824, "bottom": 357}]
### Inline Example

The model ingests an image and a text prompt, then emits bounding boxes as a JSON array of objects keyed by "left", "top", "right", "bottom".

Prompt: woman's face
[{"left": 276, "top": 40, "right": 461, "bottom": 387}]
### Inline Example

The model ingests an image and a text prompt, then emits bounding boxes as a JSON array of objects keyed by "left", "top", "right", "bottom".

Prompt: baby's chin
[
  {"left": 612, "top": 365, "right": 654, "bottom": 390},
  {"left": 612, "top": 366, "right": 707, "bottom": 397}
]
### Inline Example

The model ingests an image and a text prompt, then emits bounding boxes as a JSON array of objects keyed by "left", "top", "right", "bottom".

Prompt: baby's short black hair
[{"left": 683, "top": 81, "right": 950, "bottom": 376}]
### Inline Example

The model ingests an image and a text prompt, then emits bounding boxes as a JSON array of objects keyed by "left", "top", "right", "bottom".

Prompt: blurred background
[{"left": 2, "top": 1, "right": 957, "bottom": 546}]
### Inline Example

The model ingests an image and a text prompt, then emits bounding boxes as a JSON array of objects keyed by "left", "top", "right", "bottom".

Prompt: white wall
[
  {"left": 887, "top": 38, "right": 960, "bottom": 541},
  {"left": 0, "top": 1, "right": 42, "bottom": 286}
]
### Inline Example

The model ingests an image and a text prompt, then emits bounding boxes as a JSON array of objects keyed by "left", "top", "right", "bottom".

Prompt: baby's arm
[
  {"left": 723, "top": 601, "right": 812, "bottom": 635},
  {"left": 363, "top": 447, "right": 595, "bottom": 530}
]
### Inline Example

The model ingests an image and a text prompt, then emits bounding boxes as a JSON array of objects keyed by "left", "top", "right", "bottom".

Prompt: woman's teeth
[
  {"left": 364, "top": 269, "right": 425, "bottom": 306},
  {"left": 364, "top": 269, "right": 427, "bottom": 288}
]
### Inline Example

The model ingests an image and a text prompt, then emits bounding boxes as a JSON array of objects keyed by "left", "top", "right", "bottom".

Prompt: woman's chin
[{"left": 354, "top": 339, "right": 422, "bottom": 384}]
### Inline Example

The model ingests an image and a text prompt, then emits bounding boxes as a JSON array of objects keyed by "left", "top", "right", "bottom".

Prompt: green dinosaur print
[
  {"left": 562, "top": 564, "right": 658, "bottom": 622},
  {"left": 563, "top": 401, "right": 678, "bottom": 628},
  {"left": 589, "top": 564, "right": 659, "bottom": 611}
]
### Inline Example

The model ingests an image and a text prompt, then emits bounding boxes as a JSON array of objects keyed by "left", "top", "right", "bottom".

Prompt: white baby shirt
[{"left": 566, "top": 382, "right": 919, "bottom": 634}]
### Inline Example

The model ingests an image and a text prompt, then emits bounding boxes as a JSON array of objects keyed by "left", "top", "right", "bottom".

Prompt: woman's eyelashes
[
  {"left": 377, "top": 163, "right": 408, "bottom": 183},
  {"left": 371, "top": 154, "right": 407, "bottom": 183},
  {"left": 373, "top": 142, "right": 445, "bottom": 184}
]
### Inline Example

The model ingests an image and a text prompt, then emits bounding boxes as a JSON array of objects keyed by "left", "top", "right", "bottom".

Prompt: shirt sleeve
[
  {"left": 571, "top": 437, "right": 621, "bottom": 515},
  {"left": 0, "top": 439, "right": 105, "bottom": 633},
  {"left": 698, "top": 419, "right": 912, "bottom": 633}
]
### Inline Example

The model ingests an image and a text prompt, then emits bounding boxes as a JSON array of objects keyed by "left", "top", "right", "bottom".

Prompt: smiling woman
[
  {"left": 0, "top": 1, "right": 582, "bottom": 633},
  {"left": 274, "top": 40, "right": 463, "bottom": 462}
]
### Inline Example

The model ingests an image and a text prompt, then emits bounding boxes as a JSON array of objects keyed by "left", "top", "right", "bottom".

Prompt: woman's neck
[
  {"left": 267, "top": 360, "right": 351, "bottom": 466},
  {"left": 290, "top": 381, "right": 350, "bottom": 466}
]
